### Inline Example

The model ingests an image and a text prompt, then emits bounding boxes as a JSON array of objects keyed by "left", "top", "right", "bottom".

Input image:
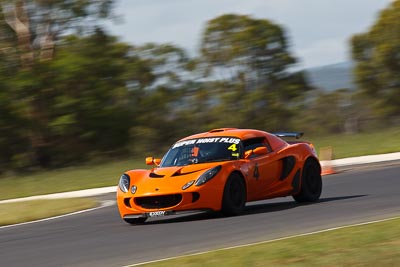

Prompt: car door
[{"left": 243, "top": 137, "right": 283, "bottom": 201}]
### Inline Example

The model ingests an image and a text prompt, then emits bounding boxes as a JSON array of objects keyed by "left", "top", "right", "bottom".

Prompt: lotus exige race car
[{"left": 117, "top": 128, "right": 322, "bottom": 224}]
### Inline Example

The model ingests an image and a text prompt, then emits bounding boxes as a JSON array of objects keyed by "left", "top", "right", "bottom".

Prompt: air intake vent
[
  {"left": 149, "top": 172, "right": 165, "bottom": 178},
  {"left": 208, "top": 128, "right": 237, "bottom": 133},
  {"left": 134, "top": 194, "right": 182, "bottom": 209}
]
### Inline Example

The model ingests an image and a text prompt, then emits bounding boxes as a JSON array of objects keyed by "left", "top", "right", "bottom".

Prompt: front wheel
[
  {"left": 221, "top": 173, "right": 246, "bottom": 216},
  {"left": 123, "top": 217, "right": 147, "bottom": 225},
  {"left": 293, "top": 159, "right": 322, "bottom": 203}
]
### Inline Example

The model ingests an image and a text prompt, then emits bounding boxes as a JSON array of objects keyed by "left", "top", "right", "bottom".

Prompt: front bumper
[
  {"left": 117, "top": 184, "right": 223, "bottom": 218},
  {"left": 123, "top": 209, "right": 212, "bottom": 220}
]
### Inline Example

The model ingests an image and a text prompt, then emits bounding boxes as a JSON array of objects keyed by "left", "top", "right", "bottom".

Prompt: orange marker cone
[{"left": 319, "top": 146, "right": 336, "bottom": 175}]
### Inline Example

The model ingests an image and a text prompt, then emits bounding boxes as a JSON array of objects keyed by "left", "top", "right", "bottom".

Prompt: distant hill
[{"left": 304, "top": 62, "right": 356, "bottom": 91}]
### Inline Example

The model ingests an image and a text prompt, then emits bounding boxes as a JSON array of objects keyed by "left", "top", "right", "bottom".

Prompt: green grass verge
[
  {"left": 308, "top": 127, "right": 400, "bottom": 159},
  {"left": 137, "top": 217, "right": 400, "bottom": 267},
  {"left": 0, "top": 198, "right": 97, "bottom": 226},
  {"left": 0, "top": 158, "right": 147, "bottom": 200},
  {"left": 0, "top": 127, "right": 399, "bottom": 200}
]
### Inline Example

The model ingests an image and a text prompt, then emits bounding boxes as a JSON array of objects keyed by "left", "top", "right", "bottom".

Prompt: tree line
[{"left": 0, "top": 0, "right": 399, "bottom": 173}]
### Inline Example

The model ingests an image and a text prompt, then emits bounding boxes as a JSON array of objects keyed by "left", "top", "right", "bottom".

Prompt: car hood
[
  {"left": 125, "top": 163, "right": 222, "bottom": 184},
  {"left": 149, "top": 164, "right": 212, "bottom": 178},
  {"left": 124, "top": 164, "right": 223, "bottom": 195}
]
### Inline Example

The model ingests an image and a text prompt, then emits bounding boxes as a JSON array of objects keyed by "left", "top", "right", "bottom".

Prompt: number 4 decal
[
  {"left": 228, "top": 144, "right": 237, "bottom": 151},
  {"left": 253, "top": 163, "right": 259, "bottom": 180}
]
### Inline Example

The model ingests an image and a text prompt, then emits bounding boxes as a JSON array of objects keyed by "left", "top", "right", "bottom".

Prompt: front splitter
[{"left": 123, "top": 209, "right": 212, "bottom": 220}]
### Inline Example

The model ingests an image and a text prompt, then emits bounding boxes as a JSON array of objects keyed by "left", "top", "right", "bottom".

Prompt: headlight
[
  {"left": 195, "top": 165, "right": 222, "bottom": 186},
  {"left": 182, "top": 180, "right": 195, "bottom": 190},
  {"left": 119, "top": 174, "right": 130, "bottom": 193},
  {"left": 131, "top": 185, "right": 137, "bottom": 194}
]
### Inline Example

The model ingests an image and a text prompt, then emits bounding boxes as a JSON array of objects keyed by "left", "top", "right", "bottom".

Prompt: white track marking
[
  {"left": 0, "top": 186, "right": 117, "bottom": 204},
  {"left": 0, "top": 200, "right": 116, "bottom": 230},
  {"left": 123, "top": 216, "right": 400, "bottom": 267}
]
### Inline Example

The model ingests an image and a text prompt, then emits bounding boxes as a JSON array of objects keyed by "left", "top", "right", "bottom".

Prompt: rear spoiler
[{"left": 273, "top": 132, "right": 304, "bottom": 139}]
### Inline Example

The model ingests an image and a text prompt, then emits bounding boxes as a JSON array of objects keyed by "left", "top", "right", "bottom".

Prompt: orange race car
[{"left": 117, "top": 128, "right": 322, "bottom": 224}]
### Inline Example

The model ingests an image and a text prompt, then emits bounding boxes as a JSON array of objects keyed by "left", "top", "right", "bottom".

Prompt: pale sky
[{"left": 106, "top": 0, "right": 393, "bottom": 69}]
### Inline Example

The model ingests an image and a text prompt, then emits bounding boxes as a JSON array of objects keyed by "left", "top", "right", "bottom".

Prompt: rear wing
[
  {"left": 273, "top": 132, "right": 316, "bottom": 156},
  {"left": 273, "top": 132, "right": 304, "bottom": 139}
]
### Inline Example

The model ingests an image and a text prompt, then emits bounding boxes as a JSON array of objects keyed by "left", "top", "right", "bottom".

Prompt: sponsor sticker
[
  {"left": 173, "top": 137, "right": 240, "bottom": 149},
  {"left": 148, "top": 211, "right": 167, "bottom": 217}
]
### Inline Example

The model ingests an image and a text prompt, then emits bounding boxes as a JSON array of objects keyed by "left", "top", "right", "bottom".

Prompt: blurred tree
[
  {"left": 173, "top": 81, "right": 220, "bottom": 134},
  {"left": 0, "top": 0, "right": 115, "bottom": 168},
  {"left": 45, "top": 30, "right": 134, "bottom": 164},
  {"left": 132, "top": 43, "right": 191, "bottom": 89},
  {"left": 1, "top": 0, "right": 114, "bottom": 64},
  {"left": 0, "top": 54, "right": 30, "bottom": 172},
  {"left": 128, "top": 43, "right": 193, "bottom": 154},
  {"left": 352, "top": 0, "right": 400, "bottom": 120},
  {"left": 293, "top": 89, "right": 366, "bottom": 134},
  {"left": 200, "top": 14, "right": 312, "bottom": 131},
  {"left": 201, "top": 14, "right": 295, "bottom": 85},
  {"left": 0, "top": 9, "right": 321, "bottom": 172}
]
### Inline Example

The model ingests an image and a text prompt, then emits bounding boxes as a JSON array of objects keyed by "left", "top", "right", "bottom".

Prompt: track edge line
[{"left": 123, "top": 215, "right": 400, "bottom": 267}]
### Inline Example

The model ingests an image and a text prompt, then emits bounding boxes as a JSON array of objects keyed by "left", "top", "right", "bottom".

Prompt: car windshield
[{"left": 160, "top": 137, "right": 242, "bottom": 167}]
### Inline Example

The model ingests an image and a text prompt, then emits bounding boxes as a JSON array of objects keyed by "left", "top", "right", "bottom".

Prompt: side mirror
[
  {"left": 244, "top": 150, "right": 252, "bottom": 159},
  {"left": 244, "top": 147, "right": 268, "bottom": 159},
  {"left": 254, "top": 146, "right": 268, "bottom": 155},
  {"left": 145, "top": 157, "right": 161, "bottom": 166}
]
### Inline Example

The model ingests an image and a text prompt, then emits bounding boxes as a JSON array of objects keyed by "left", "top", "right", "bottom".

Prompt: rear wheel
[
  {"left": 293, "top": 159, "right": 322, "bottom": 203},
  {"left": 123, "top": 217, "right": 147, "bottom": 225},
  {"left": 222, "top": 173, "right": 246, "bottom": 216}
]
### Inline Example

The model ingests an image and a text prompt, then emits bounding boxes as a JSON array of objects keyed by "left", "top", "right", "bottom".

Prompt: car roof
[
  {"left": 176, "top": 128, "right": 290, "bottom": 151},
  {"left": 178, "top": 128, "right": 269, "bottom": 141}
]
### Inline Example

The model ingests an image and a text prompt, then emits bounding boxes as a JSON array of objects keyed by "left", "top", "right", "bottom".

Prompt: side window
[{"left": 242, "top": 137, "right": 272, "bottom": 157}]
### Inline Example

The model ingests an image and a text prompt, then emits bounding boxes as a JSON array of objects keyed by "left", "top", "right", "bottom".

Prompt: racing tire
[
  {"left": 123, "top": 217, "right": 147, "bottom": 225},
  {"left": 293, "top": 159, "right": 322, "bottom": 203},
  {"left": 221, "top": 173, "right": 246, "bottom": 216}
]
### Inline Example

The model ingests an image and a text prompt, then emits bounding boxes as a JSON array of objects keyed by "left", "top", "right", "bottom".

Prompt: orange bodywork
[{"left": 117, "top": 128, "right": 320, "bottom": 220}]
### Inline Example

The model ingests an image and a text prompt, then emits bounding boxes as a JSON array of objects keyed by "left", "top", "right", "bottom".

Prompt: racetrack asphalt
[
  {"left": 2, "top": 151, "right": 400, "bottom": 204},
  {"left": 0, "top": 165, "right": 399, "bottom": 267}
]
